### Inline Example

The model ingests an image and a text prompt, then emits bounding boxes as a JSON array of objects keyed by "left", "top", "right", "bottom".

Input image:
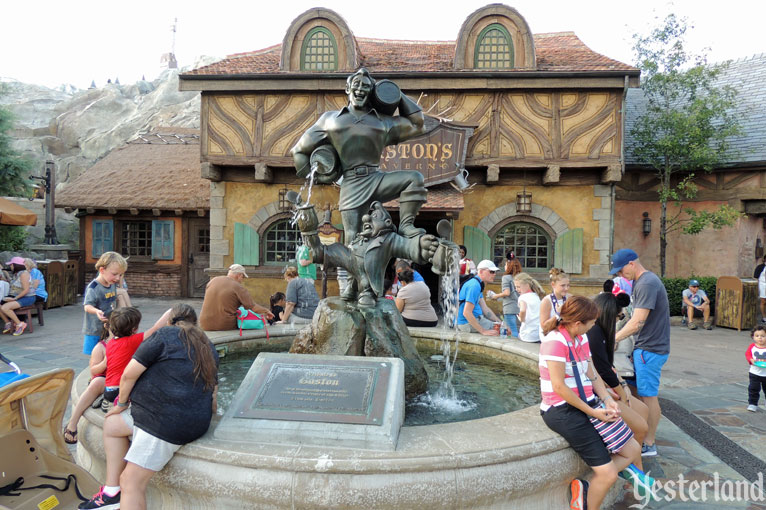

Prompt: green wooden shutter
[
  {"left": 234, "top": 222, "right": 259, "bottom": 266},
  {"left": 151, "top": 220, "right": 175, "bottom": 260},
  {"left": 92, "top": 220, "right": 113, "bottom": 257},
  {"left": 463, "top": 225, "right": 491, "bottom": 263},
  {"left": 554, "top": 228, "right": 583, "bottom": 274}
]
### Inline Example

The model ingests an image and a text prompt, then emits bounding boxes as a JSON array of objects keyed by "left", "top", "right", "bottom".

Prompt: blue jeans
[{"left": 504, "top": 314, "right": 519, "bottom": 337}]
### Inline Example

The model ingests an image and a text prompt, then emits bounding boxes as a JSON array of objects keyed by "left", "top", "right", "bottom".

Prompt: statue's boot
[
  {"left": 357, "top": 290, "right": 376, "bottom": 308},
  {"left": 341, "top": 278, "right": 358, "bottom": 302},
  {"left": 398, "top": 199, "right": 426, "bottom": 238}
]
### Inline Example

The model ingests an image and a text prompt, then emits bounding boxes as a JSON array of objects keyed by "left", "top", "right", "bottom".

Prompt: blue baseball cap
[
  {"left": 609, "top": 249, "right": 638, "bottom": 275},
  {"left": 689, "top": 279, "right": 699, "bottom": 287}
]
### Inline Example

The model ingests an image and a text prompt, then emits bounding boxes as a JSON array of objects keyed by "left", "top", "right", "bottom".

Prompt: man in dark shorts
[{"left": 612, "top": 249, "right": 670, "bottom": 457}]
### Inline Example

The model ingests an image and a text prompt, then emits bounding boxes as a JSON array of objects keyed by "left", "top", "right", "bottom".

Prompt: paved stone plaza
[{"left": 2, "top": 297, "right": 766, "bottom": 508}]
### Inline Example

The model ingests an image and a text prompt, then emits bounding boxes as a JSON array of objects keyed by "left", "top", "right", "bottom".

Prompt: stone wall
[{"left": 85, "top": 270, "right": 182, "bottom": 297}]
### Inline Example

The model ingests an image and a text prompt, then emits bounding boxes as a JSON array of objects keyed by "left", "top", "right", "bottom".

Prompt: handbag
[
  {"left": 236, "top": 306, "right": 269, "bottom": 339},
  {"left": 562, "top": 327, "right": 634, "bottom": 454}
]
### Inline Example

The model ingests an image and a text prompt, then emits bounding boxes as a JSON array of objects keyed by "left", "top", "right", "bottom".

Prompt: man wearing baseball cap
[
  {"left": 199, "top": 264, "right": 273, "bottom": 331},
  {"left": 612, "top": 249, "right": 670, "bottom": 458},
  {"left": 457, "top": 259, "right": 502, "bottom": 336},
  {"left": 682, "top": 279, "right": 712, "bottom": 330}
]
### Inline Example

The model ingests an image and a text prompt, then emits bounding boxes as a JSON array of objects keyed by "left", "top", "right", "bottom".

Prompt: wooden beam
[
  {"left": 129, "top": 208, "right": 139, "bottom": 215},
  {"left": 254, "top": 162, "right": 273, "bottom": 182},
  {"left": 152, "top": 209, "right": 161, "bottom": 216},
  {"left": 486, "top": 164, "right": 500, "bottom": 183},
  {"left": 107, "top": 208, "right": 117, "bottom": 214},
  {"left": 86, "top": 207, "right": 94, "bottom": 214},
  {"left": 64, "top": 207, "right": 73, "bottom": 214},
  {"left": 174, "top": 209, "right": 183, "bottom": 216},
  {"left": 543, "top": 165, "right": 560, "bottom": 185},
  {"left": 200, "top": 162, "right": 222, "bottom": 181},
  {"left": 600, "top": 164, "right": 622, "bottom": 183},
  {"left": 197, "top": 209, "right": 206, "bottom": 217}
]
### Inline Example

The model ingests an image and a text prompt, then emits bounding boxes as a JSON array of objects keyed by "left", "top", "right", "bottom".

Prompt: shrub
[
  {"left": 0, "top": 226, "right": 27, "bottom": 251},
  {"left": 660, "top": 276, "right": 717, "bottom": 316}
]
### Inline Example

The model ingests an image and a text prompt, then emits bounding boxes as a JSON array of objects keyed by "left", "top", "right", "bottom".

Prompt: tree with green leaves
[
  {"left": 0, "top": 87, "right": 33, "bottom": 250},
  {"left": 630, "top": 14, "right": 743, "bottom": 277}
]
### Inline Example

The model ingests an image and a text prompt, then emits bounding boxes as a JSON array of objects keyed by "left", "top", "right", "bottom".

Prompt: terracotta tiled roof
[
  {"left": 184, "top": 32, "right": 635, "bottom": 76},
  {"left": 57, "top": 128, "right": 209, "bottom": 211},
  {"left": 384, "top": 186, "right": 464, "bottom": 211}
]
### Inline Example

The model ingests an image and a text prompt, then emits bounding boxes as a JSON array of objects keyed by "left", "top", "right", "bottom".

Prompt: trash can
[{"left": 715, "top": 276, "right": 758, "bottom": 331}]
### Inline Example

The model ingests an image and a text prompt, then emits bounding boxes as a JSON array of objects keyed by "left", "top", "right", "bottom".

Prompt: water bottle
[{"left": 500, "top": 325, "right": 507, "bottom": 338}]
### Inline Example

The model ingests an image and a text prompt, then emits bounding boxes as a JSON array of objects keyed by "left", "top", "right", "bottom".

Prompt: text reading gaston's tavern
[
  {"left": 281, "top": 371, "right": 348, "bottom": 403},
  {"left": 379, "top": 143, "right": 454, "bottom": 171}
]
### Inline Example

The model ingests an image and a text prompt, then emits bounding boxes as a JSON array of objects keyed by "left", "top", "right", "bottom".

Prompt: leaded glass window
[
  {"left": 264, "top": 218, "right": 301, "bottom": 264},
  {"left": 474, "top": 24, "right": 514, "bottom": 69},
  {"left": 121, "top": 221, "right": 152, "bottom": 257},
  {"left": 301, "top": 27, "right": 338, "bottom": 71},
  {"left": 493, "top": 222, "right": 551, "bottom": 270}
]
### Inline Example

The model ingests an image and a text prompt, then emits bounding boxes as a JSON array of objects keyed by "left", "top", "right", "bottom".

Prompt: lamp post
[{"left": 30, "top": 160, "right": 59, "bottom": 245}]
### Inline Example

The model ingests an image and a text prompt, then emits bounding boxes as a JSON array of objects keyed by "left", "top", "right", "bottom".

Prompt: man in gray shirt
[{"left": 612, "top": 249, "right": 670, "bottom": 458}]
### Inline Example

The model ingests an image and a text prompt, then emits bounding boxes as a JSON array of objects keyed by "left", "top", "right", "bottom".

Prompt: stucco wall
[{"left": 614, "top": 200, "right": 758, "bottom": 278}]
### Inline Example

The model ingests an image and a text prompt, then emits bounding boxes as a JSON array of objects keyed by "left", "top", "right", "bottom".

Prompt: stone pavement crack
[{"left": 659, "top": 397, "right": 766, "bottom": 483}]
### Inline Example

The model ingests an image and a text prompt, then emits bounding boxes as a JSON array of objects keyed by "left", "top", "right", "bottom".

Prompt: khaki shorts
[{"left": 121, "top": 409, "right": 181, "bottom": 472}]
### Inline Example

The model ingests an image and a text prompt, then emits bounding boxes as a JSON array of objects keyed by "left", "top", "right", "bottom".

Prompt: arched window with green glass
[
  {"left": 301, "top": 27, "right": 338, "bottom": 71},
  {"left": 474, "top": 23, "right": 514, "bottom": 69},
  {"left": 493, "top": 222, "right": 551, "bottom": 270}
]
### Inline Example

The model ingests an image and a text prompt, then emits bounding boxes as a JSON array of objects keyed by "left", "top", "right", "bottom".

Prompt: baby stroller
[{"left": 0, "top": 353, "right": 99, "bottom": 509}]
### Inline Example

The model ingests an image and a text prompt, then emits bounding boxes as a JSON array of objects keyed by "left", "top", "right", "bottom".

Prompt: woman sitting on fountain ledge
[
  {"left": 395, "top": 269, "right": 438, "bottom": 327},
  {"left": 539, "top": 296, "right": 644, "bottom": 510},
  {"left": 279, "top": 266, "right": 319, "bottom": 325},
  {"left": 78, "top": 304, "right": 219, "bottom": 510}
]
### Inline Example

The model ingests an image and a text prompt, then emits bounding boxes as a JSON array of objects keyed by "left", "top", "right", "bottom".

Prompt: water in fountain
[
  {"left": 407, "top": 246, "right": 477, "bottom": 415},
  {"left": 291, "top": 163, "right": 319, "bottom": 227}
]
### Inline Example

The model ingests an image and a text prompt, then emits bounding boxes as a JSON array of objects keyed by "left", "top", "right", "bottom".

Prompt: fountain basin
[{"left": 73, "top": 326, "right": 619, "bottom": 509}]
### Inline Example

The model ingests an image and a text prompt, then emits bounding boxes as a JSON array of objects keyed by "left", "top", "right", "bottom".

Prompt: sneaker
[
  {"left": 101, "top": 397, "right": 112, "bottom": 413},
  {"left": 569, "top": 478, "right": 588, "bottom": 510},
  {"left": 641, "top": 443, "right": 657, "bottom": 457},
  {"left": 12, "top": 322, "right": 27, "bottom": 336},
  {"left": 687, "top": 322, "right": 697, "bottom": 330},
  {"left": 2, "top": 322, "right": 11, "bottom": 334},
  {"left": 620, "top": 464, "right": 656, "bottom": 500},
  {"left": 681, "top": 317, "right": 687, "bottom": 326},
  {"left": 78, "top": 486, "right": 120, "bottom": 509},
  {"left": 748, "top": 404, "right": 758, "bottom": 412},
  {"left": 703, "top": 321, "right": 713, "bottom": 330}
]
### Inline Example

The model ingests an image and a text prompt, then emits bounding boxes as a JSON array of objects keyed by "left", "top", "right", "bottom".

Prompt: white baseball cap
[
  {"left": 476, "top": 259, "right": 500, "bottom": 271},
  {"left": 228, "top": 264, "right": 249, "bottom": 277}
]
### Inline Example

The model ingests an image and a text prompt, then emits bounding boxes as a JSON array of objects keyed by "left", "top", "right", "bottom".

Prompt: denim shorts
[
  {"left": 16, "top": 295, "right": 36, "bottom": 307},
  {"left": 633, "top": 348, "right": 669, "bottom": 397}
]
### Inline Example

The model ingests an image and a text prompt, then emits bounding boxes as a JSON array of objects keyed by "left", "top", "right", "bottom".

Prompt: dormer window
[
  {"left": 301, "top": 27, "right": 338, "bottom": 71},
  {"left": 474, "top": 23, "right": 514, "bottom": 69}
]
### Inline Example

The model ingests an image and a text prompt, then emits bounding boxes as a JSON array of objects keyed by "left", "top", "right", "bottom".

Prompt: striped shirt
[{"left": 539, "top": 328, "right": 594, "bottom": 411}]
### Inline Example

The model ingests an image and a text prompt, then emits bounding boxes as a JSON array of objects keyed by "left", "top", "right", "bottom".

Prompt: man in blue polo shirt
[
  {"left": 457, "top": 259, "right": 502, "bottom": 335},
  {"left": 612, "top": 248, "right": 670, "bottom": 458}
]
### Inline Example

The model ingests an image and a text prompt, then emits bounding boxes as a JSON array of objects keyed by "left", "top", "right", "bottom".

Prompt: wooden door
[{"left": 188, "top": 219, "right": 210, "bottom": 298}]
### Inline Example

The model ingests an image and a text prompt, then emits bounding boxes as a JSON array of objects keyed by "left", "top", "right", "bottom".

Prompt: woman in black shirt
[{"left": 588, "top": 289, "right": 650, "bottom": 469}]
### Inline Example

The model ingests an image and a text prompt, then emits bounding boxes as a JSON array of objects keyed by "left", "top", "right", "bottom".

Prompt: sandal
[{"left": 63, "top": 428, "right": 78, "bottom": 444}]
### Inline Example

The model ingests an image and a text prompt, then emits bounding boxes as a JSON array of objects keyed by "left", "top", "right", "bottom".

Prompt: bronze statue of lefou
[{"left": 294, "top": 201, "right": 438, "bottom": 308}]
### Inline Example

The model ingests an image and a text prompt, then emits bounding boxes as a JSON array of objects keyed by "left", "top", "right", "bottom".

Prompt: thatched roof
[{"left": 57, "top": 129, "right": 208, "bottom": 211}]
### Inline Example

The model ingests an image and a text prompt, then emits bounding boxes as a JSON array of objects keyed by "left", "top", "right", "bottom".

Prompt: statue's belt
[{"left": 343, "top": 165, "right": 379, "bottom": 178}]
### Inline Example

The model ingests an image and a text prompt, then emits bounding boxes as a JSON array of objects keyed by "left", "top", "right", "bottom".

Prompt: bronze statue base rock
[{"left": 289, "top": 296, "right": 429, "bottom": 398}]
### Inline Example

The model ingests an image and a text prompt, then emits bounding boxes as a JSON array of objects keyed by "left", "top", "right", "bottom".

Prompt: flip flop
[{"left": 63, "top": 428, "right": 78, "bottom": 444}]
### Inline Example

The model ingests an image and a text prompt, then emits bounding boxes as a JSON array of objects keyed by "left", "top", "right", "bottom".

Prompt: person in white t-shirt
[{"left": 514, "top": 272, "right": 546, "bottom": 343}]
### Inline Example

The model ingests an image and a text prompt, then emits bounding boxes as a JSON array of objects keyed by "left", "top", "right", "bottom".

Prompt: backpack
[
  {"left": 458, "top": 276, "right": 485, "bottom": 305},
  {"left": 236, "top": 306, "right": 268, "bottom": 338}
]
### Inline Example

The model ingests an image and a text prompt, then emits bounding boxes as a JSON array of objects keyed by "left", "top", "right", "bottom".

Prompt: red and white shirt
[
  {"left": 746, "top": 342, "right": 766, "bottom": 377},
  {"left": 539, "top": 327, "right": 594, "bottom": 411}
]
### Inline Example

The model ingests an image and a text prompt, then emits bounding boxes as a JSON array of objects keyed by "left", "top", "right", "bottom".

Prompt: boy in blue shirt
[{"left": 82, "top": 252, "right": 127, "bottom": 354}]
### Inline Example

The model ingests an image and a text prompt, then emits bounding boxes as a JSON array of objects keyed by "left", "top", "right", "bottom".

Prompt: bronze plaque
[{"left": 235, "top": 355, "right": 391, "bottom": 425}]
